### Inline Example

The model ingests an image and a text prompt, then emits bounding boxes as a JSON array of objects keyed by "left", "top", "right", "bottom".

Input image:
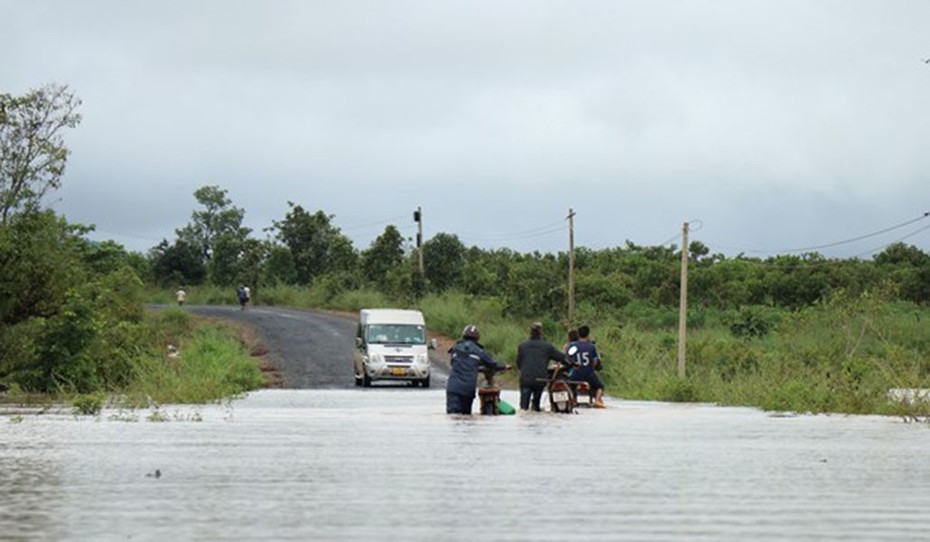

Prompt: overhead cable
[
  {"left": 725, "top": 211, "right": 930, "bottom": 254},
  {"left": 340, "top": 213, "right": 409, "bottom": 232},
  {"left": 459, "top": 218, "right": 569, "bottom": 242}
]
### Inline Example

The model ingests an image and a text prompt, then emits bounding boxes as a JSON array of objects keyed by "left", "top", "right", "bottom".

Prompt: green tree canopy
[
  {"left": 176, "top": 185, "right": 249, "bottom": 262},
  {"left": 362, "top": 225, "right": 404, "bottom": 284},
  {"left": 0, "top": 84, "right": 82, "bottom": 225},
  {"left": 423, "top": 232, "right": 465, "bottom": 292},
  {"left": 175, "top": 185, "right": 251, "bottom": 285},
  {"left": 874, "top": 242, "right": 929, "bottom": 267},
  {"left": 149, "top": 238, "right": 207, "bottom": 286},
  {"left": 271, "top": 202, "right": 356, "bottom": 284}
]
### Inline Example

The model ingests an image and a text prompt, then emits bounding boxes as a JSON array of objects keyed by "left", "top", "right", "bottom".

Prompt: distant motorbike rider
[
  {"left": 446, "top": 325, "right": 508, "bottom": 415},
  {"left": 516, "top": 322, "right": 569, "bottom": 411},
  {"left": 567, "top": 325, "right": 606, "bottom": 408}
]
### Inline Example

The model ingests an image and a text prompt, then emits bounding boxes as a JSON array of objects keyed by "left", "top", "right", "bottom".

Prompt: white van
[{"left": 354, "top": 309, "right": 434, "bottom": 388}]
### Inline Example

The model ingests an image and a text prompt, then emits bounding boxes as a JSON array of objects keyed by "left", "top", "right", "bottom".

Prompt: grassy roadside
[
  {"left": 120, "top": 307, "right": 268, "bottom": 406},
  {"left": 155, "top": 285, "right": 930, "bottom": 418},
  {"left": 4, "top": 307, "right": 269, "bottom": 414}
]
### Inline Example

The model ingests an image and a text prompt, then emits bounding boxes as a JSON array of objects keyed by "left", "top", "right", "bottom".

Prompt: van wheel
[
  {"left": 422, "top": 376, "right": 430, "bottom": 388},
  {"left": 362, "top": 372, "right": 371, "bottom": 387},
  {"left": 354, "top": 374, "right": 362, "bottom": 387}
]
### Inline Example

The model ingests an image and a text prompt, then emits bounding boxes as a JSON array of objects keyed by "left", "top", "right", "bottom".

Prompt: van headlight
[{"left": 416, "top": 354, "right": 429, "bottom": 366}]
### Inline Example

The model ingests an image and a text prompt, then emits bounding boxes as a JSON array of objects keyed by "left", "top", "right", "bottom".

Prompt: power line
[
  {"left": 458, "top": 219, "right": 568, "bottom": 242},
  {"left": 718, "top": 211, "right": 930, "bottom": 254},
  {"left": 340, "top": 213, "right": 409, "bottom": 232},
  {"left": 698, "top": 224, "right": 930, "bottom": 269},
  {"left": 654, "top": 233, "right": 681, "bottom": 248},
  {"left": 87, "top": 228, "right": 164, "bottom": 243},
  {"left": 853, "top": 223, "right": 930, "bottom": 259}
]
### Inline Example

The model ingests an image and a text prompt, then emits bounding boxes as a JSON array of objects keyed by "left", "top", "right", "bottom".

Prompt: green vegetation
[
  {"left": 0, "top": 85, "right": 265, "bottom": 410},
  {"left": 121, "top": 308, "right": 264, "bottom": 405}
]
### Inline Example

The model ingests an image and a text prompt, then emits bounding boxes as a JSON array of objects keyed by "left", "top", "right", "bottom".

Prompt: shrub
[
  {"left": 726, "top": 306, "right": 775, "bottom": 339},
  {"left": 660, "top": 377, "right": 698, "bottom": 403},
  {"left": 73, "top": 393, "right": 105, "bottom": 415}
]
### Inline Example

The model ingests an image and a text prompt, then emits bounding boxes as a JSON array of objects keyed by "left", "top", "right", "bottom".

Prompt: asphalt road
[{"left": 187, "top": 305, "right": 450, "bottom": 389}]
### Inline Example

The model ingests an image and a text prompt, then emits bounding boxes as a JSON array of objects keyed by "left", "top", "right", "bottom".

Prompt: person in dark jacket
[
  {"left": 446, "top": 324, "right": 508, "bottom": 414},
  {"left": 516, "top": 322, "right": 570, "bottom": 411}
]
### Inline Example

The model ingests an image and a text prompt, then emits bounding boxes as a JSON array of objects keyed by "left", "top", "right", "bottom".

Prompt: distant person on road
[
  {"left": 516, "top": 322, "right": 569, "bottom": 411},
  {"left": 175, "top": 288, "right": 187, "bottom": 306},
  {"left": 237, "top": 285, "right": 248, "bottom": 310},
  {"left": 446, "top": 325, "right": 508, "bottom": 415},
  {"left": 567, "top": 325, "right": 606, "bottom": 408}
]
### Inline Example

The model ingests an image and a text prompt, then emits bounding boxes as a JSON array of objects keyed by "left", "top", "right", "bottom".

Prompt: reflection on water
[{"left": 2, "top": 390, "right": 930, "bottom": 541}]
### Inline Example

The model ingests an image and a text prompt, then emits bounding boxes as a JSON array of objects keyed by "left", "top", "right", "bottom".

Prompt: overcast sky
[{"left": 3, "top": 0, "right": 929, "bottom": 258}]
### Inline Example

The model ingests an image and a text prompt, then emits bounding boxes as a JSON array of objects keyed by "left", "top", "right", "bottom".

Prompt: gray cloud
[{"left": 3, "top": 0, "right": 929, "bottom": 257}]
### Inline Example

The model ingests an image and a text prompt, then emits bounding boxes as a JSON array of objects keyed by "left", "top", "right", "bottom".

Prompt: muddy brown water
[{"left": 3, "top": 390, "right": 930, "bottom": 541}]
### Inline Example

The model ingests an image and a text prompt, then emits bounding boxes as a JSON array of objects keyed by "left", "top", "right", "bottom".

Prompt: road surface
[{"left": 188, "top": 305, "right": 450, "bottom": 389}]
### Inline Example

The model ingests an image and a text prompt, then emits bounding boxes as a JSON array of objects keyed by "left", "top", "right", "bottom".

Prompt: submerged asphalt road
[{"left": 187, "top": 305, "right": 450, "bottom": 389}]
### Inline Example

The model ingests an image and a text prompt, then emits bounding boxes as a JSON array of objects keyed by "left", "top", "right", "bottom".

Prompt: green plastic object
[{"left": 498, "top": 399, "right": 516, "bottom": 415}]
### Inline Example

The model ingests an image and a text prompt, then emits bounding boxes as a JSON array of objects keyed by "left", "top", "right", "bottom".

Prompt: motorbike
[
  {"left": 477, "top": 365, "right": 511, "bottom": 415},
  {"left": 540, "top": 362, "right": 578, "bottom": 414},
  {"left": 572, "top": 380, "right": 594, "bottom": 408}
]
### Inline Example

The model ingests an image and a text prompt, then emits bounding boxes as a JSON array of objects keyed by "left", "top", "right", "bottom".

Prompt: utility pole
[
  {"left": 568, "top": 208, "right": 576, "bottom": 326},
  {"left": 414, "top": 206, "right": 424, "bottom": 275},
  {"left": 677, "top": 221, "right": 689, "bottom": 379}
]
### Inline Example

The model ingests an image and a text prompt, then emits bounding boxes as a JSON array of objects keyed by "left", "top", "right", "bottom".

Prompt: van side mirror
[
  {"left": 355, "top": 337, "right": 363, "bottom": 348},
  {"left": 429, "top": 338, "right": 438, "bottom": 350}
]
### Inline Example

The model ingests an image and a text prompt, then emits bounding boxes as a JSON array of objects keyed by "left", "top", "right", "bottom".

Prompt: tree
[
  {"left": 0, "top": 210, "right": 87, "bottom": 326},
  {"left": 689, "top": 240, "right": 710, "bottom": 263},
  {"left": 235, "top": 238, "right": 267, "bottom": 292},
  {"left": 176, "top": 185, "right": 249, "bottom": 262},
  {"left": 81, "top": 240, "right": 133, "bottom": 275},
  {"left": 502, "top": 254, "right": 565, "bottom": 318},
  {"left": 149, "top": 238, "right": 207, "bottom": 286},
  {"left": 264, "top": 243, "right": 297, "bottom": 285},
  {"left": 0, "top": 84, "right": 82, "bottom": 225},
  {"left": 874, "top": 243, "right": 929, "bottom": 267},
  {"left": 362, "top": 225, "right": 404, "bottom": 284},
  {"left": 175, "top": 185, "right": 250, "bottom": 284},
  {"left": 271, "top": 202, "right": 356, "bottom": 284},
  {"left": 423, "top": 232, "right": 466, "bottom": 292}
]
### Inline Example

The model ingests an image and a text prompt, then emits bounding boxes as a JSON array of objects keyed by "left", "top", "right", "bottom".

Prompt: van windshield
[{"left": 366, "top": 324, "right": 426, "bottom": 345}]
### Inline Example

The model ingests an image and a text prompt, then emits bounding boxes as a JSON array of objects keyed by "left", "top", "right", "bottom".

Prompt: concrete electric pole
[
  {"left": 677, "top": 221, "right": 689, "bottom": 378},
  {"left": 568, "top": 208, "right": 576, "bottom": 326}
]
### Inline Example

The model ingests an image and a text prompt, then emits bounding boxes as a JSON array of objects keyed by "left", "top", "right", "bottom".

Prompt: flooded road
[{"left": 3, "top": 390, "right": 930, "bottom": 541}]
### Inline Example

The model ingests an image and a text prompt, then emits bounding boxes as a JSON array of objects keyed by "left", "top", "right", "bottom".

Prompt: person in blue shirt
[
  {"left": 567, "top": 325, "right": 606, "bottom": 408},
  {"left": 446, "top": 325, "right": 509, "bottom": 414}
]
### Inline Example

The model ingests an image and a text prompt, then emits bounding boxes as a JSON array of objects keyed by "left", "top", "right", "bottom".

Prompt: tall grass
[
  {"left": 597, "top": 297, "right": 930, "bottom": 416},
  {"left": 121, "top": 308, "right": 265, "bottom": 405}
]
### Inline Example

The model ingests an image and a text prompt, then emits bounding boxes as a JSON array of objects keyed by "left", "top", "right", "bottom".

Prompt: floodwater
[{"left": 2, "top": 390, "right": 930, "bottom": 541}]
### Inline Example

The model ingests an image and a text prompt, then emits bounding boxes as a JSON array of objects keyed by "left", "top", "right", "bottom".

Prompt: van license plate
[
  {"left": 391, "top": 368, "right": 406, "bottom": 376},
  {"left": 552, "top": 391, "right": 569, "bottom": 403}
]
